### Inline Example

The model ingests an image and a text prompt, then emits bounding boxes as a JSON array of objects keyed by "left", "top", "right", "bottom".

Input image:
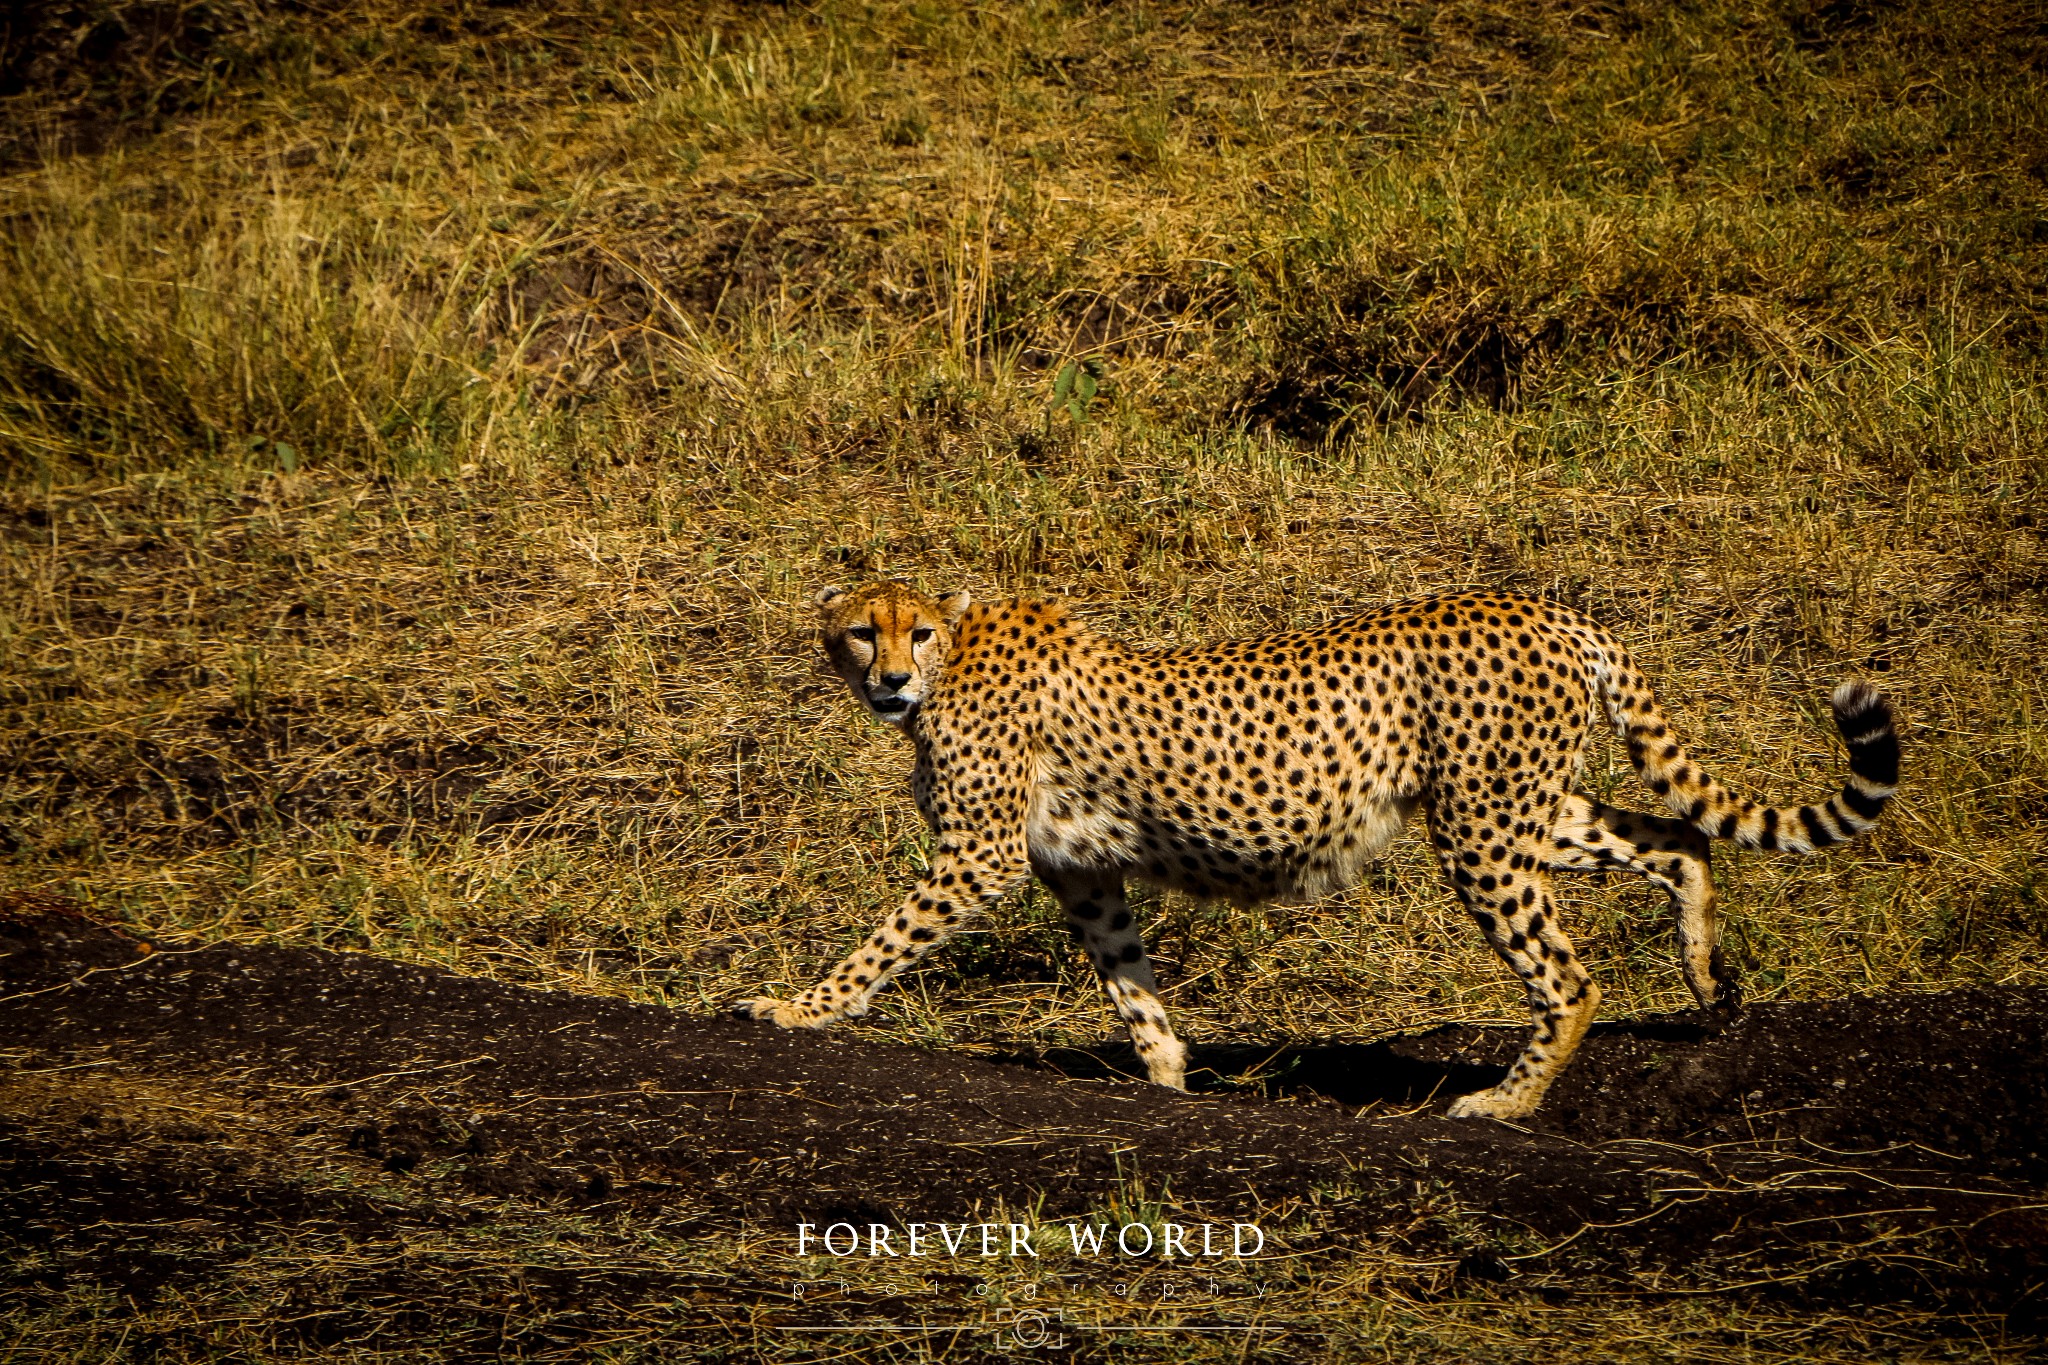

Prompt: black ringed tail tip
[{"left": 1830, "top": 681, "right": 1901, "bottom": 789}]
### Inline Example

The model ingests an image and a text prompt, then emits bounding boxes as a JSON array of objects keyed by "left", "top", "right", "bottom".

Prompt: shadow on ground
[
  {"left": 1019, "top": 1015, "right": 1786, "bottom": 1111},
  {"left": 1015, "top": 1035, "right": 1510, "bottom": 1109}
]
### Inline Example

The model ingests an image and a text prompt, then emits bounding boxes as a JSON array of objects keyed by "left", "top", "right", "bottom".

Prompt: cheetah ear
[
  {"left": 813, "top": 586, "right": 848, "bottom": 613},
  {"left": 936, "top": 589, "right": 972, "bottom": 625}
]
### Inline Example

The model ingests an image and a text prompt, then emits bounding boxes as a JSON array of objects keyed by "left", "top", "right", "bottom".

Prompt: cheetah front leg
[
  {"left": 733, "top": 834, "right": 1030, "bottom": 1030},
  {"left": 1038, "top": 865, "right": 1187, "bottom": 1090}
]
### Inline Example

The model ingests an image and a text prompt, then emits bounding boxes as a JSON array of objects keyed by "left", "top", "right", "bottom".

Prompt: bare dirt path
[{"left": 3, "top": 904, "right": 2044, "bottom": 1341}]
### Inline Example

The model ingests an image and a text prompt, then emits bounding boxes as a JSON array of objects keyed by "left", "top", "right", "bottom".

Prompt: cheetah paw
[
  {"left": 1445, "top": 1087, "right": 1535, "bottom": 1121},
  {"left": 730, "top": 997, "right": 827, "bottom": 1029}
]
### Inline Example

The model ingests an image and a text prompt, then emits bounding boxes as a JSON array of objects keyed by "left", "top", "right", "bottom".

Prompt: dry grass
[{"left": 1, "top": 0, "right": 2045, "bottom": 1356}]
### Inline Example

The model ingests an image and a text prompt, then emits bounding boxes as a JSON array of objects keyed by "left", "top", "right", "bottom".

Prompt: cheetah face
[{"left": 815, "top": 582, "right": 971, "bottom": 727}]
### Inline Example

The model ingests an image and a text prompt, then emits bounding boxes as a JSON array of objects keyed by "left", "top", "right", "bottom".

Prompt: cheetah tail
[{"left": 1602, "top": 667, "right": 1900, "bottom": 854}]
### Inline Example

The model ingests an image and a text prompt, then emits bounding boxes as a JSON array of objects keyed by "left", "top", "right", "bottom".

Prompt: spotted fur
[{"left": 736, "top": 583, "right": 1900, "bottom": 1119}]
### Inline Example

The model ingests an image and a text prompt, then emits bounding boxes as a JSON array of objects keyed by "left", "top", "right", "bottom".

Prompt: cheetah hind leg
[
  {"left": 1548, "top": 794, "right": 1737, "bottom": 1012},
  {"left": 1433, "top": 823, "right": 1603, "bottom": 1121},
  {"left": 1040, "top": 866, "right": 1187, "bottom": 1090}
]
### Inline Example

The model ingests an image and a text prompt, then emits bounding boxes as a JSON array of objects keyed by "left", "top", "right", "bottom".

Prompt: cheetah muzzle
[{"left": 734, "top": 582, "right": 1899, "bottom": 1121}]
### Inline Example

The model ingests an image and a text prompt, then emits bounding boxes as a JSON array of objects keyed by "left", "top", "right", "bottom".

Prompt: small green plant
[
  {"left": 248, "top": 436, "right": 298, "bottom": 473},
  {"left": 1051, "top": 357, "right": 1103, "bottom": 425}
]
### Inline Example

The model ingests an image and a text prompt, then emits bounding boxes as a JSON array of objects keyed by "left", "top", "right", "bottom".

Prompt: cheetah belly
[
  {"left": 1026, "top": 776, "right": 1415, "bottom": 904},
  {"left": 1153, "top": 790, "right": 1414, "bottom": 905},
  {"left": 1274, "top": 793, "right": 1417, "bottom": 903},
  {"left": 1026, "top": 784, "right": 1146, "bottom": 872}
]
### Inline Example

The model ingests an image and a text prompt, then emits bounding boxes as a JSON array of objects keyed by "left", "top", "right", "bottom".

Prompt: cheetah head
[{"left": 815, "top": 581, "right": 971, "bottom": 727}]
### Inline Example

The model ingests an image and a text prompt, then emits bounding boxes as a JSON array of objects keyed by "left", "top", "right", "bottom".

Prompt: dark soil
[{"left": 3, "top": 900, "right": 2045, "bottom": 1339}]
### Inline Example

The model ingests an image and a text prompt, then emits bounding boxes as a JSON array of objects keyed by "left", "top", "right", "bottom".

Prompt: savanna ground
[{"left": 0, "top": 0, "right": 2045, "bottom": 1358}]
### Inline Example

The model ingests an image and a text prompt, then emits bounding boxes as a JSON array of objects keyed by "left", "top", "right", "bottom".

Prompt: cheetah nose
[{"left": 880, "top": 671, "right": 912, "bottom": 689}]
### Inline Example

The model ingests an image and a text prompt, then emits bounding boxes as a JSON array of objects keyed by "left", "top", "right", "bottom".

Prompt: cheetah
[{"left": 736, "top": 581, "right": 1899, "bottom": 1119}]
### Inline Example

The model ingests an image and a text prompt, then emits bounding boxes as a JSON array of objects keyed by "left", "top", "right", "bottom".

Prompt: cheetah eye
[
  {"left": 911, "top": 627, "right": 934, "bottom": 644},
  {"left": 849, "top": 626, "right": 877, "bottom": 643}
]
